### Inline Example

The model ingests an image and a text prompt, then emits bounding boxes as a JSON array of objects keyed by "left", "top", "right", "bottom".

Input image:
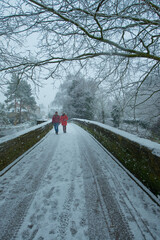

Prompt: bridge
[{"left": 0, "top": 123, "right": 160, "bottom": 240}]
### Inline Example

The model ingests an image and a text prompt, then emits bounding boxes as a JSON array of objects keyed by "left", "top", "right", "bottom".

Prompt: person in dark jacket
[
  {"left": 60, "top": 113, "right": 68, "bottom": 133},
  {"left": 52, "top": 111, "right": 60, "bottom": 134}
]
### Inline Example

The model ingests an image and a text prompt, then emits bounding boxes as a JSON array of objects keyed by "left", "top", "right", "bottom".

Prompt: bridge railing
[
  {"left": 0, "top": 120, "right": 52, "bottom": 172},
  {"left": 72, "top": 118, "right": 160, "bottom": 196}
]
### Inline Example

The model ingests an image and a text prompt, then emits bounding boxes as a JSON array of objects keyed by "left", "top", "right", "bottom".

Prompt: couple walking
[{"left": 52, "top": 111, "right": 68, "bottom": 135}]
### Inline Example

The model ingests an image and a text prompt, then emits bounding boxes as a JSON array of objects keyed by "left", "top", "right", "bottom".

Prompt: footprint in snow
[
  {"left": 73, "top": 199, "right": 80, "bottom": 210},
  {"left": 70, "top": 221, "right": 77, "bottom": 236}
]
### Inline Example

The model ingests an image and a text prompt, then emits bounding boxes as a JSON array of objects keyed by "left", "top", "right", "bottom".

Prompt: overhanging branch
[{"left": 28, "top": 0, "right": 160, "bottom": 62}]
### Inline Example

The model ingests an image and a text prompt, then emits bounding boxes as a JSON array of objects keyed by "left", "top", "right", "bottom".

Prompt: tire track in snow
[
  {"left": 77, "top": 126, "right": 133, "bottom": 240},
  {"left": 101, "top": 161, "right": 157, "bottom": 239},
  {"left": 81, "top": 152, "right": 111, "bottom": 240},
  {"left": 82, "top": 149, "right": 133, "bottom": 240}
]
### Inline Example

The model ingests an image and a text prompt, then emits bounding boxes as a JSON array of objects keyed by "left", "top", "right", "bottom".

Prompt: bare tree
[
  {"left": 0, "top": 1, "right": 159, "bottom": 122},
  {"left": 0, "top": 0, "right": 159, "bottom": 76}
]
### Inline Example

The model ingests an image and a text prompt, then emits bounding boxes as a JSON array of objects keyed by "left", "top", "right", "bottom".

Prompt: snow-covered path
[{"left": 0, "top": 123, "right": 160, "bottom": 240}]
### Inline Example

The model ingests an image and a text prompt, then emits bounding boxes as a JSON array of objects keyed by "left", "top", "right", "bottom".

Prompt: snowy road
[{"left": 0, "top": 123, "right": 160, "bottom": 240}]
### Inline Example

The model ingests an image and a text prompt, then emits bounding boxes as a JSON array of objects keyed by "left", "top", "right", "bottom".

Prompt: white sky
[{"left": 32, "top": 79, "right": 59, "bottom": 108}]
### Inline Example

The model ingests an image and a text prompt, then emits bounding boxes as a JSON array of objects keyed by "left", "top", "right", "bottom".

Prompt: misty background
[{"left": 0, "top": 0, "right": 159, "bottom": 141}]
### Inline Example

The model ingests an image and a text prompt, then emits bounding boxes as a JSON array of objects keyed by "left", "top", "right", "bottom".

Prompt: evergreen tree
[{"left": 5, "top": 74, "right": 37, "bottom": 123}]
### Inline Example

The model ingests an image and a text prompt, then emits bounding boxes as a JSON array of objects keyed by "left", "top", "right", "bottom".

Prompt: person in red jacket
[
  {"left": 60, "top": 113, "right": 68, "bottom": 133},
  {"left": 52, "top": 111, "right": 60, "bottom": 134}
]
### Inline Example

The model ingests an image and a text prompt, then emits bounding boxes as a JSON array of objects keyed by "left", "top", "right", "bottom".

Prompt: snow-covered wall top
[
  {"left": 73, "top": 118, "right": 160, "bottom": 157},
  {"left": 0, "top": 120, "right": 52, "bottom": 144}
]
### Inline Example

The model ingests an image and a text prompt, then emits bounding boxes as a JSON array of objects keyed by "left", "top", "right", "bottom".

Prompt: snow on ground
[
  {"left": 0, "top": 122, "right": 34, "bottom": 137},
  {"left": 0, "top": 123, "right": 160, "bottom": 240},
  {"left": 16, "top": 125, "right": 88, "bottom": 240},
  {"left": 0, "top": 120, "right": 52, "bottom": 144},
  {"left": 73, "top": 119, "right": 160, "bottom": 157}
]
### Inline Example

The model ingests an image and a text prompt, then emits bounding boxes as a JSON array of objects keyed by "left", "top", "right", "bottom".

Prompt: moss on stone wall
[
  {"left": 73, "top": 120, "right": 160, "bottom": 196},
  {"left": 0, "top": 123, "right": 53, "bottom": 171}
]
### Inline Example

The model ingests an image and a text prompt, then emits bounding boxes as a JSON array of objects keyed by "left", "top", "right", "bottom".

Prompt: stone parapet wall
[
  {"left": 73, "top": 119, "right": 160, "bottom": 196},
  {"left": 0, "top": 122, "right": 53, "bottom": 171}
]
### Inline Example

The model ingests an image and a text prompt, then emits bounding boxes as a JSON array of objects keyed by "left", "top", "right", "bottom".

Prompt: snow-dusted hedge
[
  {"left": 0, "top": 121, "right": 52, "bottom": 171},
  {"left": 72, "top": 119, "right": 160, "bottom": 196}
]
